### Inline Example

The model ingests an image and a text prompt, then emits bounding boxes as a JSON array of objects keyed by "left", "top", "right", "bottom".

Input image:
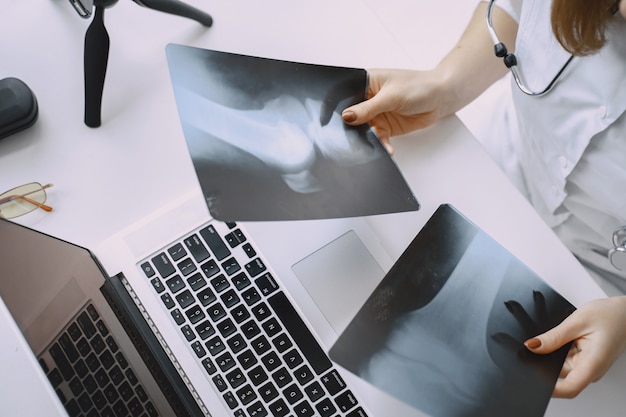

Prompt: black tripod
[{"left": 74, "top": 0, "right": 213, "bottom": 127}]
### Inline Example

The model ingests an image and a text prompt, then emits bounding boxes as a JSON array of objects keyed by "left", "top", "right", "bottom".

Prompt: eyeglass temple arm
[{"left": 0, "top": 184, "right": 54, "bottom": 211}]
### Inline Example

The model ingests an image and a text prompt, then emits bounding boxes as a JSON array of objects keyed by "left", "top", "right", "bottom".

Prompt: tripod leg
[
  {"left": 133, "top": 0, "right": 213, "bottom": 27},
  {"left": 84, "top": 5, "right": 110, "bottom": 127}
]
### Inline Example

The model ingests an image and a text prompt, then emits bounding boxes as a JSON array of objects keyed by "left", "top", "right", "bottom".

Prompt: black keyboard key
[
  {"left": 168, "top": 243, "right": 187, "bottom": 261},
  {"left": 185, "top": 305, "right": 206, "bottom": 324},
  {"left": 236, "top": 349, "right": 258, "bottom": 370},
  {"left": 94, "top": 368, "right": 110, "bottom": 388},
  {"left": 187, "top": 273, "right": 208, "bottom": 291},
  {"left": 208, "top": 303, "right": 227, "bottom": 322},
  {"left": 231, "top": 272, "right": 251, "bottom": 290},
  {"left": 247, "top": 401, "right": 267, "bottom": 417},
  {"left": 202, "top": 357, "right": 217, "bottom": 375},
  {"left": 283, "top": 383, "right": 303, "bottom": 405},
  {"left": 95, "top": 320, "right": 109, "bottom": 337},
  {"left": 115, "top": 352, "right": 129, "bottom": 369},
  {"left": 86, "top": 304, "right": 99, "bottom": 320},
  {"left": 108, "top": 365, "right": 123, "bottom": 385},
  {"left": 227, "top": 334, "right": 247, "bottom": 354},
  {"left": 160, "top": 293, "right": 175, "bottom": 309},
  {"left": 303, "top": 380, "right": 324, "bottom": 402},
  {"left": 175, "top": 289, "right": 195, "bottom": 309},
  {"left": 49, "top": 343, "right": 75, "bottom": 381},
  {"left": 316, "top": 398, "right": 337, "bottom": 417},
  {"left": 171, "top": 308, "right": 185, "bottom": 325},
  {"left": 259, "top": 381, "right": 279, "bottom": 403},
  {"left": 269, "top": 398, "right": 289, "bottom": 417},
  {"left": 247, "top": 365, "right": 268, "bottom": 386},
  {"left": 251, "top": 335, "right": 271, "bottom": 355},
  {"left": 236, "top": 384, "right": 257, "bottom": 406},
  {"left": 165, "top": 275, "right": 186, "bottom": 293},
  {"left": 184, "top": 234, "right": 210, "bottom": 263},
  {"left": 212, "top": 374, "right": 228, "bottom": 392},
  {"left": 177, "top": 258, "right": 197, "bottom": 277},
  {"left": 206, "top": 336, "right": 226, "bottom": 356},
  {"left": 295, "top": 365, "right": 314, "bottom": 386},
  {"left": 198, "top": 287, "right": 217, "bottom": 306},
  {"left": 220, "top": 289, "right": 240, "bottom": 308},
  {"left": 181, "top": 325, "right": 196, "bottom": 342},
  {"left": 242, "top": 287, "right": 261, "bottom": 306},
  {"left": 211, "top": 274, "right": 230, "bottom": 292},
  {"left": 268, "top": 292, "right": 332, "bottom": 375},
  {"left": 150, "top": 278, "right": 165, "bottom": 294},
  {"left": 195, "top": 320, "right": 216, "bottom": 340},
  {"left": 59, "top": 333, "right": 80, "bottom": 363},
  {"left": 241, "top": 320, "right": 261, "bottom": 339},
  {"left": 272, "top": 367, "right": 292, "bottom": 388},
  {"left": 191, "top": 341, "right": 207, "bottom": 358},
  {"left": 272, "top": 333, "right": 292, "bottom": 353},
  {"left": 90, "top": 334, "right": 106, "bottom": 354},
  {"left": 223, "top": 391, "right": 239, "bottom": 410},
  {"left": 256, "top": 273, "right": 279, "bottom": 297},
  {"left": 201, "top": 259, "right": 220, "bottom": 279},
  {"left": 226, "top": 368, "right": 246, "bottom": 388},
  {"left": 140, "top": 262, "right": 155, "bottom": 278},
  {"left": 99, "top": 350, "right": 115, "bottom": 370},
  {"left": 335, "top": 390, "right": 358, "bottom": 413},
  {"left": 262, "top": 318, "right": 282, "bottom": 337},
  {"left": 261, "top": 351, "right": 281, "bottom": 372},
  {"left": 77, "top": 311, "right": 97, "bottom": 339},
  {"left": 47, "top": 368, "right": 63, "bottom": 387},
  {"left": 222, "top": 257, "right": 241, "bottom": 276},
  {"left": 217, "top": 318, "right": 237, "bottom": 338},
  {"left": 293, "top": 400, "right": 314, "bottom": 417},
  {"left": 216, "top": 352, "right": 236, "bottom": 372},
  {"left": 68, "top": 323, "right": 82, "bottom": 341},
  {"left": 151, "top": 253, "right": 176, "bottom": 278},
  {"left": 283, "top": 349, "right": 303, "bottom": 370},
  {"left": 347, "top": 407, "right": 369, "bottom": 417},
  {"left": 321, "top": 370, "right": 346, "bottom": 396},
  {"left": 200, "top": 225, "right": 231, "bottom": 260},
  {"left": 242, "top": 243, "right": 256, "bottom": 258},
  {"left": 245, "top": 258, "right": 266, "bottom": 277},
  {"left": 225, "top": 229, "right": 246, "bottom": 248},
  {"left": 251, "top": 302, "right": 272, "bottom": 322},
  {"left": 231, "top": 304, "right": 251, "bottom": 324}
]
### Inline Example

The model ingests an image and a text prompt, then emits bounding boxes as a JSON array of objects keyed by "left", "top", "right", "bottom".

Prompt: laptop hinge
[{"left": 101, "top": 273, "right": 209, "bottom": 417}]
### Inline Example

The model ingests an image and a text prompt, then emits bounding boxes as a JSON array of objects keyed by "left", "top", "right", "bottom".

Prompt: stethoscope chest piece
[{"left": 609, "top": 226, "right": 626, "bottom": 271}]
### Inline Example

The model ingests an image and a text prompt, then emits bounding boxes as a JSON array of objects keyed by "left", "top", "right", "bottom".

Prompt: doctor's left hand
[{"left": 524, "top": 296, "right": 626, "bottom": 398}]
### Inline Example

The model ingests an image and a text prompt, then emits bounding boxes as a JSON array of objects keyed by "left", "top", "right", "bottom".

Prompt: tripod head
[{"left": 69, "top": 0, "right": 212, "bottom": 127}]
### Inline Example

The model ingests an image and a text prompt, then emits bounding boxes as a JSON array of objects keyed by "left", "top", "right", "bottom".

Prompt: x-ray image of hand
[{"left": 488, "top": 288, "right": 575, "bottom": 380}]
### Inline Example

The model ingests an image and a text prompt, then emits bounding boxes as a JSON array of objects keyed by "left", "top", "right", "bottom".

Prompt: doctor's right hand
[
  {"left": 524, "top": 296, "right": 626, "bottom": 398},
  {"left": 341, "top": 69, "right": 457, "bottom": 154}
]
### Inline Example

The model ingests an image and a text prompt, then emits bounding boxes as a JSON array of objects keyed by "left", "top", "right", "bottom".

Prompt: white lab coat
[{"left": 478, "top": 0, "right": 626, "bottom": 295}]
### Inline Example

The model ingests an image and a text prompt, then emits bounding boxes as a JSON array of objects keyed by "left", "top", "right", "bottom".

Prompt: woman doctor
[{"left": 342, "top": 0, "right": 626, "bottom": 399}]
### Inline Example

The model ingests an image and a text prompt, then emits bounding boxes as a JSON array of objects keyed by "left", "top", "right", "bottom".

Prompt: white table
[{"left": 1, "top": 1, "right": 623, "bottom": 416}]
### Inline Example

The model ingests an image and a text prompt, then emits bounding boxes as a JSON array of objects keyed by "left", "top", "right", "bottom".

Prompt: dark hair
[{"left": 551, "top": 0, "right": 620, "bottom": 56}]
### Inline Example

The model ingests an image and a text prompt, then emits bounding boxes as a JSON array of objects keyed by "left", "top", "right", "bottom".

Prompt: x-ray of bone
[
  {"left": 166, "top": 44, "right": 419, "bottom": 221},
  {"left": 330, "top": 204, "right": 576, "bottom": 417}
]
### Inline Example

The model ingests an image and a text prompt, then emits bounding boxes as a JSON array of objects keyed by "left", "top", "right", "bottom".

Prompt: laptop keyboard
[
  {"left": 140, "top": 221, "right": 368, "bottom": 417},
  {"left": 38, "top": 303, "right": 158, "bottom": 417}
]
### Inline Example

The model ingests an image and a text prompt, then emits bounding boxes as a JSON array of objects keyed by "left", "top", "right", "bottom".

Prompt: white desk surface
[{"left": 1, "top": 1, "right": 624, "bottom": 416}]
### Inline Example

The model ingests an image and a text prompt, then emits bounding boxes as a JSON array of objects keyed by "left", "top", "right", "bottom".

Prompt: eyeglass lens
[{"left": 0, "top": 182, "right": 51, "bottom": 219}]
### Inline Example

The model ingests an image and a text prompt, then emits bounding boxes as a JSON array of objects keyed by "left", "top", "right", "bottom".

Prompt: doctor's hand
[
  {"left": 524, "top": 296, "right": 626, "bottom": 398},
  {"left": 341, "top": 69, "right": 457, "bottom": 154}
]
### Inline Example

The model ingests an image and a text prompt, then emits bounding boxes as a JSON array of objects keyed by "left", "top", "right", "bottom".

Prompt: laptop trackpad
[{"left": 292, "top": 231, "right": 384, "bottom": 335}]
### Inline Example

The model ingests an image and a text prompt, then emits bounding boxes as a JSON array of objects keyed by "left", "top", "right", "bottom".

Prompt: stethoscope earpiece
[{"left": 609, "top": 226, "right": 626, "bottom": 271}]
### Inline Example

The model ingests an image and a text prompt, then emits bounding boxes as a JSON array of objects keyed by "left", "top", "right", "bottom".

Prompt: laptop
[{"left": 0, "top": 46, "right": 425, "bottom": 417}]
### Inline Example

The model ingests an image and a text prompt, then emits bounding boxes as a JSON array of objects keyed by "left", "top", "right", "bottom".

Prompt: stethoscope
[
  {"left": 610, "top": 227, "right": 626, "bottom": 271},
  {"left": 486, "top": 0, "right": 575, "bottom": 96},
  {"left": 487, "top": 0, "right": 626, "bottom": 272}
]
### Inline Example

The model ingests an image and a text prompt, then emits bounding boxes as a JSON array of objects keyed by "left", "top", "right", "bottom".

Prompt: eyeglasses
[
  {"left": 486, "top": 0, "right": 575, "bottom": 96},
  {"left": 0, "top": 182, "right": 54, "bottom": 219}
]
